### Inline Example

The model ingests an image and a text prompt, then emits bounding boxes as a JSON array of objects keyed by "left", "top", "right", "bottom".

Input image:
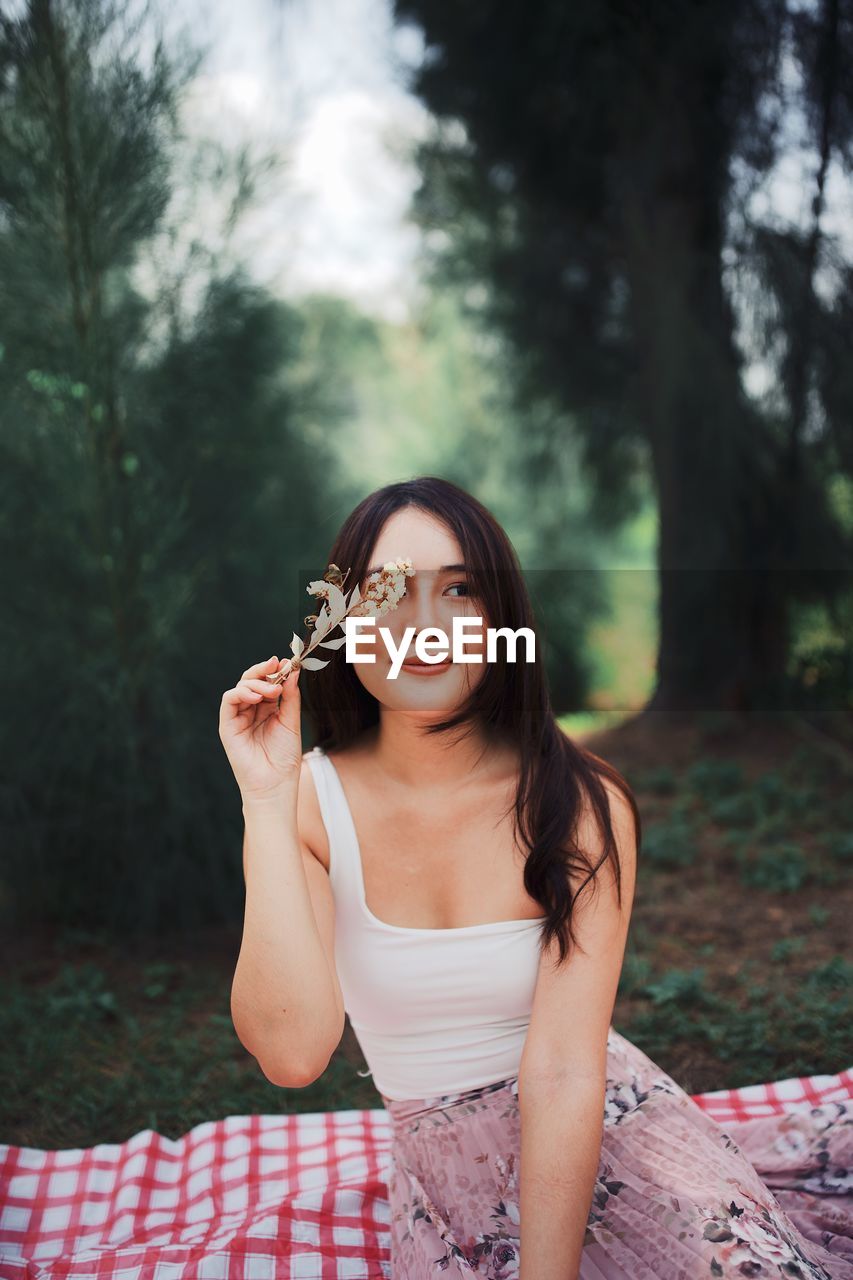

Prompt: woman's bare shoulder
[{"left": 297, "top": 731, "right": 379, "bottom": 867}]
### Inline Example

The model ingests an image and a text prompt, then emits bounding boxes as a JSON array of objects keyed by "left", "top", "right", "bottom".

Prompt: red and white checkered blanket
[{"left": 2, "top": 1068, "right": 851, "bottom": 1280}]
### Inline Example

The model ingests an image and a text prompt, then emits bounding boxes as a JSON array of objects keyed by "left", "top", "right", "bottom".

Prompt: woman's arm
[
  {"left": 516, "top": 781, "right": 638, "bottom": 1280},
  {"left": 231, "top": 780, "right": 345, "bottom": 1087},
  {"left": 518, "top": 1071, "right": 605, "bottom": 1280}
]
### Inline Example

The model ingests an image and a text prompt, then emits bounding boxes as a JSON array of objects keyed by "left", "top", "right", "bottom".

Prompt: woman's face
[{"left": 350, "top": 508, "right": 489, "bottom": 719}]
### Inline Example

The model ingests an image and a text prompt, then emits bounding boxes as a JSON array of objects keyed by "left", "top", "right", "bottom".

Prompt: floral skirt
[{"left": 379, "top": 1027, "right": 853, "bottom": 1279}]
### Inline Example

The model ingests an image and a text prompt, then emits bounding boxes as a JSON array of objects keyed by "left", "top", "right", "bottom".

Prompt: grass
[
  {"left": 2, "top": 930, "right": 373, "bottom": 1148},
  {"left": 2, "top": 713, "right": 852, "bottom": 1149},
  {"left": 586, "top": 712, "right": 853, "bottom": 1094}
]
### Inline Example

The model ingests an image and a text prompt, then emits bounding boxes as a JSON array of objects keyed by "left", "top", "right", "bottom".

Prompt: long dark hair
[{"left": 302, "top": 476, "right": 641, "bottom": 968}]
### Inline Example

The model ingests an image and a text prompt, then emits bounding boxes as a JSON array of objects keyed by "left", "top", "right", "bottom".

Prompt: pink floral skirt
[{"left": 379, "top": 1027, "right": 853, "bottom": 1278}]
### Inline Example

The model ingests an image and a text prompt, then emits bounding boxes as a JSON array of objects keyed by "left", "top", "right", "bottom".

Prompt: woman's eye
[{"left": 445, "top": 582, "right": 470, "bottom": 597}]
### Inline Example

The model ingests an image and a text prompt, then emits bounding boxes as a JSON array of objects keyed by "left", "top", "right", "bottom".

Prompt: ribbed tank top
[{"left": 305, "top": 746, "right": 547, "bottom": 1102}]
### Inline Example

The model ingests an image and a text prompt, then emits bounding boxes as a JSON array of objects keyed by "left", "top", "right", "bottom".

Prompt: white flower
[
  {"left": 274, "top": 556, "right": 414, "bottom": 678},
  {"left": 726, "top": 1212, "right": 798, "bottom": 1265}
]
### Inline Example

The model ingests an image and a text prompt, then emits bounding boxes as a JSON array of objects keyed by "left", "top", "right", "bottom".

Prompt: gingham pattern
[
  {"left": 2, "top": 1068, "right": 851, "bottom": 1280},
  {"left": 690, "top": 1064, "right": 853, "bottom": 1124}
]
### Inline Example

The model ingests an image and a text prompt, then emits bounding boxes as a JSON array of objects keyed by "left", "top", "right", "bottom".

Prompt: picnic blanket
[{"left": 2, "top": 1067, "right": 852, "bottom": 1280}]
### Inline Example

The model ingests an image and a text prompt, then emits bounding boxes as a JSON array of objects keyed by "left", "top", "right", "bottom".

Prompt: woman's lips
[{"left": 401, "top": 658, "right": 452, "bottom": 676}]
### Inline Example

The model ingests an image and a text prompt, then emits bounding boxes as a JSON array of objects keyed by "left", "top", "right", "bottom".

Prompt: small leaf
[
  {"left": 313, "top": 603, "right": 331, "bottom": 640},
  {"left": 299, "top": 656, "right": 330, "bottom": 671},
  {"left": 326, "top": 582, "right": 347, "bottom": 626},
  {"left": 290, "top": 632, "right": 304, "bottom": 657},
  {"left": 319, "top": 636, "right": 347, "bottom": 650}
]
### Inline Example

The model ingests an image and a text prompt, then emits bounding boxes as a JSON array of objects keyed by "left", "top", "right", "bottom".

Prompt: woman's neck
[{"left": 363, "top": 714, "right": 517, "bottom": 791}]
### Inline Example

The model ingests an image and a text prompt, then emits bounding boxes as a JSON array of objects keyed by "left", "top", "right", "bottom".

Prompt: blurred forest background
[{"left": 1, "top": 0, "right": 852, "bottom": 1145}]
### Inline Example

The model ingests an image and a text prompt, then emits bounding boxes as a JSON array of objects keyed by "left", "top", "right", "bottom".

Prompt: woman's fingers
[
  {"left": 242, "top": 677, "right": 283, "bottom": 697},
  {"left": 241, "top": 654, "right": 281, "bottom": 682},
  {"left": 220, "top": 674, "right": 277, "bottom": 721},
  {"left": 219, "top": 656, "right": 294, "bottom": 737},
  {"left": 223, "top": 679, "right": 281, "bottom": 706}
]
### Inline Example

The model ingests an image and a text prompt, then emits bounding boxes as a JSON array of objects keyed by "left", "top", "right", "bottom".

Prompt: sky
[{"left": 164, "top": 0, "right": 431, "bottom": 321}]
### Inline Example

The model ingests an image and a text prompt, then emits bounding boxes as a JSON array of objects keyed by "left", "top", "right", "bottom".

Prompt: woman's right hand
[{"left": 219, "top": 655, "right": 303, "bottom": 803}]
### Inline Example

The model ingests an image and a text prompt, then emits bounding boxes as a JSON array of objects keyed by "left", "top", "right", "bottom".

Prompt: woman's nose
[{"left": 394, "top": 580, "right": 443, "bottom": 634}]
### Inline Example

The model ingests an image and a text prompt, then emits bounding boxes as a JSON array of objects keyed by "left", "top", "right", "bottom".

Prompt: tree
[
  {"left": 394, "top": 0, "right": 853, "bottom": 714},
  {"left": 0, "top": 0, "right": 340, "bottom": 933}
]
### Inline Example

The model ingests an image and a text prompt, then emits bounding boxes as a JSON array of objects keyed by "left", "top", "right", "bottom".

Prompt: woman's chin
[{"left": 359, "top": 663, "right": 478, "bottom": 710}]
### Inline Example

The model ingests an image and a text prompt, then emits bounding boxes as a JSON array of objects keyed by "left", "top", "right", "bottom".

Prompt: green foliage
[
  {"left": 0, "top": 956, "right": 368, "bottom": 1147},
  {"left": 690, "top": 760, "right": 821, "bottom": 838},
  {"left": 734, "top": 842, "right": 809, "bottom": 893},
  {"left": 0, "top": 0, "right": 345, "bottom": 936},
  {"left": 4, "top": 940, "right": 848, "bottom": 1147},
  {"left": 731, "top": 961, "right": 851, "bottom": 1077},
  {"left": 636, "top": 743, "right": 851, "bottom": 899},
  {"left": 610, "top": 737, "right": 852, "bottom": 1084},
  {"left": 824, "top": 833, "right": 853, "bottom": 863},
  {"left": 708, "top": 793, "right": 760, "bottom": 828},
  {"left": 771, "top": 936, "right": 805, "bottom": 963},
  {"left": 685, "top": 759, "right": 745, "bottom": 801},
  {"left": 394, "top": 0, "right": 853, "bottom": 709},
  {"left": 642, "top": 817, "right": 698, "bottom": 867},
  {"left": 296, "top": 286, "right": 636, "bottom": 715},
  {"left": 633, "top": 766, "right": 677, "bottom": 796},
  {"left": 804, "top": 955, "right": 853, "bottom": 990},
  {"left": 620, "top": 954, "right": 852, "bottom": 1085},
  {"left": 643, "top": 968, "right": 715, "bottom": 1008},
  {"left": 787, "top": 597, "right": 853, "bottom": 712}
]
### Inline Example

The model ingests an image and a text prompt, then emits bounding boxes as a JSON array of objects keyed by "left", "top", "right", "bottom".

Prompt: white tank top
[{"left": 305, "top": 745, "right": 547, "bottom": 1102}]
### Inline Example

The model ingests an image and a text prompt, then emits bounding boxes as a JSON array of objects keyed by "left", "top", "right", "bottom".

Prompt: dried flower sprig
[{"left": 266, "top": 556, "right": 416, "bottom": 685}]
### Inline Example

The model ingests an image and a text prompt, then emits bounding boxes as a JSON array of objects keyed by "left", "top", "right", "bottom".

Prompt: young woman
[{"left": 221, "top": 477, "right": 853, "bottom": 1279}]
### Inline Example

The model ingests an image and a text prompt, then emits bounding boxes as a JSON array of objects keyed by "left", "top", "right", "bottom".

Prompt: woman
[{"left": 221, "top": 477, "right": 853, "bottom": 1279}]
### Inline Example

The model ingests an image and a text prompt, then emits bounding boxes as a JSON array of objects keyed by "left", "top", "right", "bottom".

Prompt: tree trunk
[{"left": 622, "top": 135, "right": 791, "bottom": 714}]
